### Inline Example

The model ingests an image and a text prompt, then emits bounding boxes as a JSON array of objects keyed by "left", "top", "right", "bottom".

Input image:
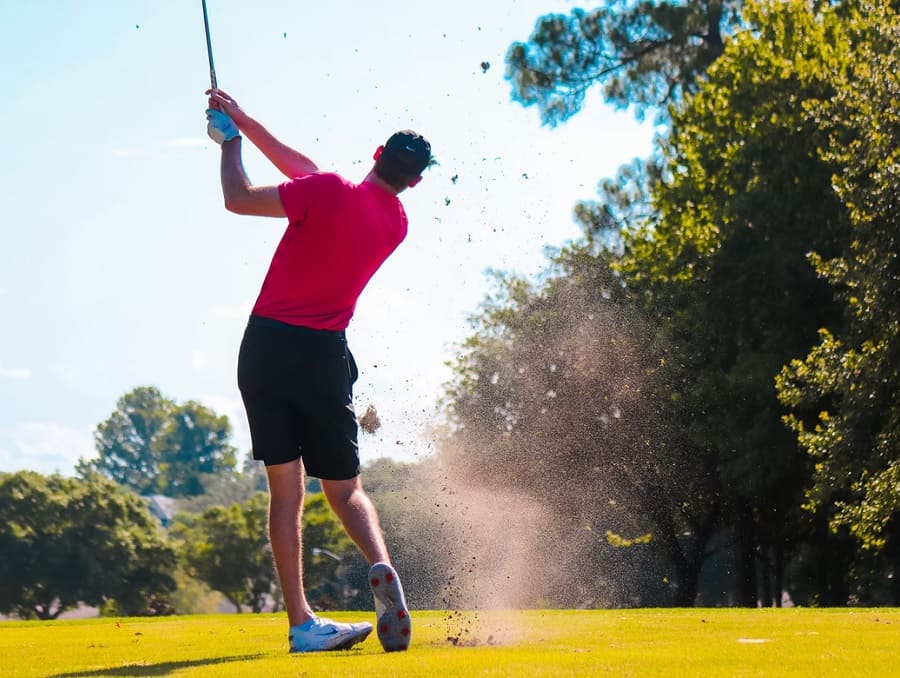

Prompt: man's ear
[
  {"left": 407, "top": 175, "right": 423, "bottom": 188},
  {"left": 373, "top": 145, "right": 384, "bottom": 161}
]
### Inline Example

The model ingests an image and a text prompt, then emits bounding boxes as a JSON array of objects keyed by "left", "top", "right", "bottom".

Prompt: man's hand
[
  {"left": 207, "top": 89, "right": 249, "bottom": 127},
  {"left": 206, "top": 109, "right": 240, "bottom": 144},
  {"left": 205, "top": 88, "right": 318, "bottom": 179}
]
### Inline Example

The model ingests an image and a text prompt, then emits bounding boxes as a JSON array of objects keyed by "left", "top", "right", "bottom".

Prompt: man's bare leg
[
  {"left": 265, "top": 459, "right": 314, "bottom": 627},
  {"left": 321, "top": 475, "right": 390, "bottom": 565},
  {"left": 322, "top": 474, "right": 411, "bottom": 651}
]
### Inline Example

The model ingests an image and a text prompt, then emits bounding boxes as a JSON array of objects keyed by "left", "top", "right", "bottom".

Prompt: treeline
[
  {"left": 434, "top": 0, "right": 897, "bottom": 606},
  {"left": 0, "top": 388, "right": 369, "bottom": 620},
  {"left": 0, "top": 467, "right": 371, "bottom": 620}
]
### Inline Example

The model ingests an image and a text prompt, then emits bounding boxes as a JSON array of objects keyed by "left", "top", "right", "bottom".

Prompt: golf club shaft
[{"left": 201, "top": 0, "right": 217, "bottom": 89}]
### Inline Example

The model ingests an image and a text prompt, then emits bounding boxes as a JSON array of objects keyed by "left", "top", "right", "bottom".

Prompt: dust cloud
[{"left": 379, "top": 278, "right": 683, "bottom": 644}]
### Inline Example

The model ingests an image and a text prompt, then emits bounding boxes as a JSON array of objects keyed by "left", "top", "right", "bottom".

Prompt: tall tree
[
  {"left": 441, "top": 246, "right": 721, "bottom": 605},
  {"left": 776, "top": 0, "right": 899, "bottom": 604},
  {"left": 506, "top": 0, "right": 743, "bottom": 125},
  {"left": 156, "top": 401, "right": 237, "bottom": 497},
  {"left": 82, "top": 386, "right": 173, "bottom": 495},
  {"left": 0, "top": 471, "right": 176, "bottom": 619},
  {"left": 617, "top": 0, "right": 862, "bottom": 604},
  {"left": 506, "top": 0, "right": 892, "bottom": 605},
  {"left": 79, "top": 387, "right": 237, "bottom": 497}
]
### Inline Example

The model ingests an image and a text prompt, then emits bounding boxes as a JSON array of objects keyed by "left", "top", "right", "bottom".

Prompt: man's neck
[{"left": 362, "top": 170, "right": 404, "bottom": 195}]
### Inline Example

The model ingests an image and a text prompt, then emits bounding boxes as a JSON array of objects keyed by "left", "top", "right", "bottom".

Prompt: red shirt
[{"left": 251, "top": 172, "right": 408, "bottom": 330}]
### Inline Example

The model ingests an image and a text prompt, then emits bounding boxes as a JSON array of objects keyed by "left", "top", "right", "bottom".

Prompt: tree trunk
[
  {"left": 814, "top": 515, "right": 851, "bottom": 606},
  {"left": 759, "top": 547, "right": 772, "bottom": 607},
  {"left": 774, "top": 543, "right": 785, "bottom": 607},
  {"left": 734, "top": 507, "right": 758, "bottom": 607},
  {"left": 891, "top": 524, "right": 900, "bottom": 606},
  {"left": 706, "top": 0, "right": 725, "bottom": 58},
  {"left": 673, "top": 558, "right": 701, "bottom": 607}
]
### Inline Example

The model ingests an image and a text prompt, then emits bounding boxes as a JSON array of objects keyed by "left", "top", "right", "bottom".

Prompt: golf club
[{"left": 201, "top": 0, "right": 217, "bottom": 89}]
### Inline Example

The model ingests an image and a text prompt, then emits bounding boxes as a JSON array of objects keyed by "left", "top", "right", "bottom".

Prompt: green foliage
[
  {"left": 777, "top": 0, "right": 900, "bottom": 553},
  {"left": 173, "top": 493, "right": 275, "bottom": 613},
  {"left": 504, "top": 0, "right": 897, "bottom": 605},
  {"left": 82, "top": 386, "right": 172, "bottom": 495},
  {"left": 156, "top": 401, "right": 238, "bottom": 496},
  {"left": 506, "top": 0, "right": 743, "bottom": 125},
  {"left": 441, "top": 244, "right": 720, "bottom": 605},
  {"left": 176, "top": 453, "right": 268, "bottom": 514},
  {"left": 610, "top": 0, "right": 866, "bottom": 603},
  {"left": 575, "top": 156, "right": 663, "bottom": 246},
  {"left": 172, "top": 491, "right": 359, "bottom": 613},
  {"left": 79, "top": 386, "right": 237, "bottom": 497},
  {"left": 166, "top": 565, "right": 229, "bottom": 615},
  {"left": 0, "top": 471, "right": 176, "bottom": 619},
  {"left": 301, "top": 493, "right": 361, "bottom": 610}
]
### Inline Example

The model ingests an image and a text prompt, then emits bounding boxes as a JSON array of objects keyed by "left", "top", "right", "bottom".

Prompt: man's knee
[{"left": 321, "top": 476, "right": 365, "bottom": 507}]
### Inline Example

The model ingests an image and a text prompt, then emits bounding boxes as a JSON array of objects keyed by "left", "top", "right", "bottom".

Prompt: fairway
[{"left": 1, "top": 608, "right": 898, "bottom": 677}]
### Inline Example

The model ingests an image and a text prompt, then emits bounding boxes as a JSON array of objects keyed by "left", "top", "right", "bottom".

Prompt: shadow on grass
[{"left": 48, "top": 653, "right": 265, "bottom": 677}]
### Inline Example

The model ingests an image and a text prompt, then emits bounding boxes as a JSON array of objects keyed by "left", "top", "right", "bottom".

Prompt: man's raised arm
[
  {"left": 206, "top": 108, "right": 285, "bottom": 217},
  {"left": 208, "top": 89, "right": 318, "bottom": 179}
]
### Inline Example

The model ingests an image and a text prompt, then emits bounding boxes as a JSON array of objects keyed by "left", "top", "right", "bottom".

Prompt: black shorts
[{"left": 237, "top": 315, "right": 360, "bottom": 479}]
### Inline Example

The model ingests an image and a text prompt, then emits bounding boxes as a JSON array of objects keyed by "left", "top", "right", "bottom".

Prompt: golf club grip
[{"left": 201, "top": 0, "right": 217, "bottom": 89}]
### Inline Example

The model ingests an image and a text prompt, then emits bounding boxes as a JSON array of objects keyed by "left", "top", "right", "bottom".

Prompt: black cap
[{"left": 381, "top": 130, "right": 432, "bottom": 176}]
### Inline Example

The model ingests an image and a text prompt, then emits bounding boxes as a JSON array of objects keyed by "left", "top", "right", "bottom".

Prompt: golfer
[{"left": 206, "top": 89, "right": 430, "bottom": 654}]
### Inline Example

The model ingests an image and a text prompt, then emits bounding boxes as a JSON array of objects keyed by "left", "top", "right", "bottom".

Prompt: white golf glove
[{"left": 206, "top": 109, "right": 240, "bottom": 144}]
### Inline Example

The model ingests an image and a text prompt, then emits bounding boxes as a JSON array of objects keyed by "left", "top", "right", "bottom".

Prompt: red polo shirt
[{"left": 251, "top": 172, "right": 408, "bottom": 330}]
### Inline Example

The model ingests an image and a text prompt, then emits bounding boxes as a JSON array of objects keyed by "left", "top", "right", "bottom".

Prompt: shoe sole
[
  {"left": 290, "top": 625, "right": 372, "bottom": 653},
  {"left": 370, "top": 564, "right": 412, "bottom": 652},
  {"left": 333, "top": 626, "right": 372, "bottom": 651}
]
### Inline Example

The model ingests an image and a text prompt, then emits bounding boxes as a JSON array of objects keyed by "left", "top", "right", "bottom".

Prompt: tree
[
  {"left": 174, "top": 493, "right": 275, "bottom": 613},
  {"left": 177, "top": 452, "right": 268, "bottom": 514},
  {"left": 301, "top": 493, "right": 361, "bottom": 610},
  {"left": 776, "top": 0, "right": 899, "bottom": 603},
  {"left": 615, "top": 0, "right": 880, "bottom": 604},
  {"left": 82, "top": 386, "right": 173, "bottom": 495},
  {"left": 156, "top": 401, "right": 237, "bottom": 497},
  {"left": 506, "top": 0, "right": 743, "bottom": 125},
  {"left": 440, "top": 246, "right": 721, "bottom": 606},
  {"left": 79, "top": 387, "right": 237, "bottom": 497},
  {"left": 0, "top": 471, "right": 176, "bottom": 619},
  {"left": 505, "top": 0, "right": 895, "bottom": 605},
  {"left": 174, "top": 491, "right": 361, "bottom": 612}
]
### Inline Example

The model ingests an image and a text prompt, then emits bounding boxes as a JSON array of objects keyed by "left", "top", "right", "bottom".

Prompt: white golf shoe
[
  {"left": 369, "top": 562, "right": 411, "bottom": 652},
  {"left": 288, "top": 615, "right": 372, "bottom": 653}
]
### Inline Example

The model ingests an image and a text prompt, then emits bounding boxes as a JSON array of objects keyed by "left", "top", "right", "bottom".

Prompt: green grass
[{"left": 1, "top": 609, "right": 898, "bottom": 677}]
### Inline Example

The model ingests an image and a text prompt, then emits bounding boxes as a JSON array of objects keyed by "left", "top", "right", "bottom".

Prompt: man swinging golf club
[{"left": 206, "top": 89, "right": 430, "bottom": 653}]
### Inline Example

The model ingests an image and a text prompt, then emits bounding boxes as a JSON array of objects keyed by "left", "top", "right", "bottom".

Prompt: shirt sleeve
[{"left": 277, "top": 173, "right": 343, "bottom": 226}]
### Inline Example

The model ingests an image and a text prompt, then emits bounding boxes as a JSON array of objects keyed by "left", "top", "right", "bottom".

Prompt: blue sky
[{"left": 0, "top": 0, "right": 653, "bottom": 476}]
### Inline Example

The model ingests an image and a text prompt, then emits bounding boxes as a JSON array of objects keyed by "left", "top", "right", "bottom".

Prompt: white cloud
[
  {"left": 0, "top": 366, "right": 31, "bottom": 379},
  {"left": 0, "top": 422, "right": 94, "bottom": 476}
]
